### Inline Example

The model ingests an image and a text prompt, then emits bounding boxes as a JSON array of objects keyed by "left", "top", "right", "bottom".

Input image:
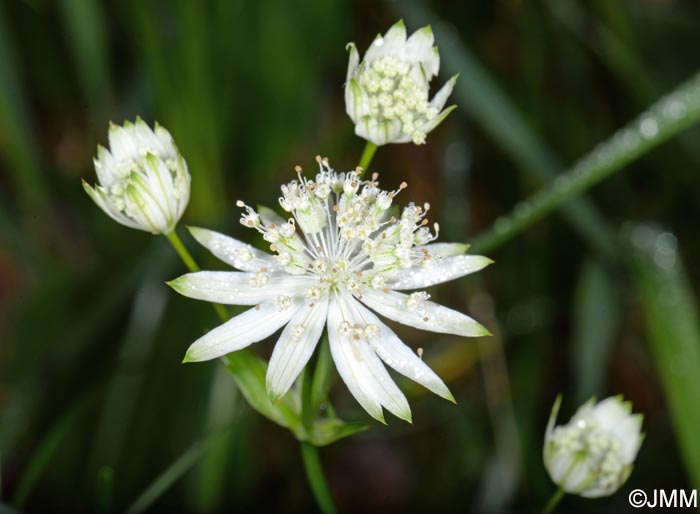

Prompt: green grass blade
[
  {"left": 0, "top": 2, "right": 48, "bottom": 212},
  {"left": 89, "top": 280, "right": 168, "bottom": 474},
  {"left": 471, "top": 70, "right": 700, "bottom": 253},
  {"left": 571, "top": 259, "right": 620, "bottom": 403},
  {"left": 11, "top": 401, "right": 85, "bottom": 508},
  {"left": 627, "top": 223, "right": 700, "bottom": 488},
  {"left": 58, "top": 0, "right": 111, "bottom": 120},
  {"left": 194, "top": 365, "right": 240, "bottom": 512},
  {"left": 397, "top": 0, "right": 617, "bottom": 259},
  {"left": 124, "top": 440, "right": 209, "bottom": 514}
]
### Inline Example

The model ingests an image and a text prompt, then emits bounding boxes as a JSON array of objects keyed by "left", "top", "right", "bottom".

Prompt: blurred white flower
[
  {"left": 344, "top": 19, "right": 458, "bottom": 146},
  {"left": 169, "top": 157, "right": 492, "bottom": 423},
  {"left": 544, "top": 395, "right": 644, "bottom": 498},
  {"left": 83, "top": 118, "right": 190, "bottom": 234}
]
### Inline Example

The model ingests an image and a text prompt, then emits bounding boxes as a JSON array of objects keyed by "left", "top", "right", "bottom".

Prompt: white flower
[
  {"left": 344, "top": 19, "right": 458, "bottom": 146},
  {"left": 169, "top": 158, "right": 492, "bottom": 423},
  {"left": 544, "top": 395, "right": 644, "bottom": 498},
  {"left": 83, "top": 118, "right": 191, "bottom": 234}
]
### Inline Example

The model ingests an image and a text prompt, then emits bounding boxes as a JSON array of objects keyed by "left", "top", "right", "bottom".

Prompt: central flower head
[
  {"left": 236, "top": 157, "right": 439, "bottom": 301},
  {"left": 170, "top": 157, "right": 493, "bottom": 422}
]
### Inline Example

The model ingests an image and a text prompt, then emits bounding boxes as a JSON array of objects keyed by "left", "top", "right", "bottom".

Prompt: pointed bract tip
[
  {"left": 182, "top": 352, "right": 196, "bottom": 363},
  {"left": 443, "top": 390, "right": 457, "bottom": 404},
  {"left": 165, "top": 277, "right": 183, "bottom": 291},
  {"left": 371, "top": 411, "right": 387, "bottom": 425}
]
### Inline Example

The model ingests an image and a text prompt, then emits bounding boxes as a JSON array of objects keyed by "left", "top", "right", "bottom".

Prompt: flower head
[
  {"left": 83, "top": 118, "right": 190, "bottom": 234},
  {"left": 345, "top": 20, "right": 458, "bottom": 146},
  {"left": 169, "top": 158, "right": 492, "bottom": 423},
  {"left": 544, "top": 395, "right": 644, "bottom": 498}
]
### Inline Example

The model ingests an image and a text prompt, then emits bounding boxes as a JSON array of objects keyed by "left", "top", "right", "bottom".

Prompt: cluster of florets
[{"left": 236, "top": 158, "right": 439, "bottom": 294}]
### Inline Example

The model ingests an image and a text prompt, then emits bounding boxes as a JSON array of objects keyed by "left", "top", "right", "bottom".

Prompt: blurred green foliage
[{"left": 2, "top": 1, "right": 700, "bottom": 512}]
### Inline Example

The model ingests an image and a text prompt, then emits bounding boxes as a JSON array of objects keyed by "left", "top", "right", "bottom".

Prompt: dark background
[{"left": 2, "top": 0, "right": 700, "bottom": 512}]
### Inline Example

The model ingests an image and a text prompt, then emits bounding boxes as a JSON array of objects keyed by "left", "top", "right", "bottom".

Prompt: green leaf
[
  {"left": 222, "top": 351, "right": 302, "bottom": 431},
  {"left": 627, "top": 223, "right": 700, "bottom": 489},
  {"left": 310, "top": 337, "right": 333, "bottom": 414},
  {"left": 306, "top": 418, "right": 369, "bottom": 447}
]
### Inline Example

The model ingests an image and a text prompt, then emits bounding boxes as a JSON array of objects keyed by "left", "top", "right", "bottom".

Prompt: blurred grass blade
[
  {"left": 547, "top": 0, "right": 655, "bottom": 104},
  {"left": 58, "top": 0, "right": 111, "bottom": 121},
  {"left": 397, "top": 0, "right": 617, "bottom": 259},
  {"left": 125, "top": 440, "right": 209, "bottom": 514},
  {"left": 89, "top": 280, "right": 168, "bottom": 474},
  {"left": 194, "top": 365, "right": 239, "bottom": 512},
  {"left": 95, "top": 466, "right": 114, "bottom": 514},
  {"left": 628, "top": 223, "right": 700, "bottom": 489},
  {"left": 11, "top": 400, "right": 85, "bottom": 508},
  {"left": 571, "top": 259, "right": 620, "bottom": 403},
  {"left": 0, "top": 2, "right": 48, "bottom": 212},
  {"left": 472, "top": 71, "right": 700, "bottom": 253},
  {"left": 127, "top": 0, "right": 225, "bottom": 223}
]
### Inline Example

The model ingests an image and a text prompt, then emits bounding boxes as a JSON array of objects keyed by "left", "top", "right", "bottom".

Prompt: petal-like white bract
[
  {"left": 168, "top": 271, "right": 315, "bottom": 305},
  {"left": 429, "top": 74, "right": 458, "bottom": 112},
  {"left": 388, "top": 254, "right": 493, "bottom": 290},
  {"left": 188, "top": 226, "right": 280, "bottom": 273},
  {"left": 173, "top": 161, "right": 491, "bottom": 421},
  {"left": 346, "top": 298, "right": 453, "bottom": 401},
  {"left": 345, "top": 42, "right": 360, "bottom": 83},
  {"left": 84, "top": 119, "right": 190, "bottom": 234},
  {"left": 344, "top": 20, "right": 456, "bottom": 145},
  {"left": 184, "top": 297, "right": 303, "bottom": 362},
  {"left": 402, "top": 26, "right": 435, "bottom": 72},
  {"left": 328, "top": 295, "right": 411, "bottom": 423},
  {"left": 544, "top": 395, "right": 644, "bottom": 498},
  {"left": 266, "top": 296, "right": 329, "bottom": 400},
  {"left": 358, "top": 287, "right": 490, "bottom": 337}
]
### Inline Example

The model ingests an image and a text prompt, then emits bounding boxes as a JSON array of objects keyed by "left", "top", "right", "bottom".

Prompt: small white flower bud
[
  {"left": 544, "top": 396, "right": 644, "bottom": 498},
  {"left": 344, "top": 21, "right": 458, "bottom": 146},
  {"left": 83, "top": 118, "right": 191, "bottom": 234}
]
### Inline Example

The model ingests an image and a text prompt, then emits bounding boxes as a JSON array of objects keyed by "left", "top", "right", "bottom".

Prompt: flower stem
[
  {"left": 165, "top": 229, "right": 229, "bottom": 322},
  {"left": 166, "top": 230, "right": 200, "bottom": 272},
  {"left": 166, "top": 227, "right": 337, "bottom": 514},
  {"left": 357, "top": 141, "right": 378, "bottom": 173},
  {"left": 299, "top": 363, "right": 338, "bottom": 514},
  {"left": 541, "top": 488, "right": 565, "bottom": 514},
  {"left": 300, "top": 442, "right": 338, "bottom": 514}
]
